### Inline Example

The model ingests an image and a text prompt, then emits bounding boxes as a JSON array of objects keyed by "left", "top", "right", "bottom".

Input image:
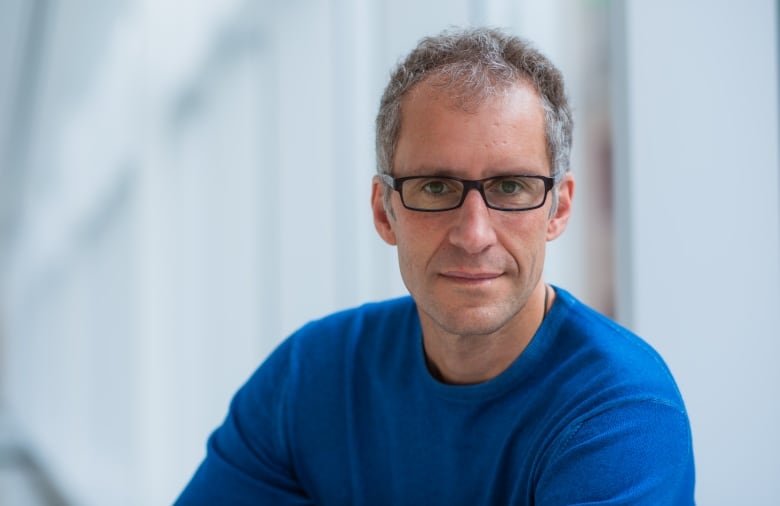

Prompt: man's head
[
  {"left": 371, "top": 27, "right": 574, "bottom": 343},
  {"left": 376, "top": 27, "right": 572, "bottom": 186}
]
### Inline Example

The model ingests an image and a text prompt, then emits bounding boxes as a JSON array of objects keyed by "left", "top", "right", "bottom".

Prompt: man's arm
[
  {"left": 536, "top": 399, "right": 695, "bottom": 505},
  {"left": 175, "top": 340, "right": 314, "bottom": 505}
]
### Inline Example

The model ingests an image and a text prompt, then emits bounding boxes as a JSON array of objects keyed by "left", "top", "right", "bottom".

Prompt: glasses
[{"left": 380, "top": 174, "right": 555, "bottom": 212}]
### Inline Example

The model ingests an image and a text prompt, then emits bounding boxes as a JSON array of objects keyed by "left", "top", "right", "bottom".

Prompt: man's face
[{"left": 372, "top": 81, "right": 573, "bottom": 339}]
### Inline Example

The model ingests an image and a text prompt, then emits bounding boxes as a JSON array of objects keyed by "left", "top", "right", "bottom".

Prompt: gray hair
[{"left": 375, "top": 27, "right": 573, "bottom": 188}]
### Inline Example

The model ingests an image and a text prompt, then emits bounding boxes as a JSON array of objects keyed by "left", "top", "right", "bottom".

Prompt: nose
[{"left": 448, "top": 188, "right": 497, "bottom": 254}]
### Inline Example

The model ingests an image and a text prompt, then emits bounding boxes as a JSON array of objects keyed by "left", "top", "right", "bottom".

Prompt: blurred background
[{"left": 0, "top": 0, "right": 777, "bottom": 504}]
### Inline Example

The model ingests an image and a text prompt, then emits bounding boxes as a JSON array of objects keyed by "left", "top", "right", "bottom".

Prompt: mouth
[{"left": 439, "top": 270, "right": 503, "bottom": 284}]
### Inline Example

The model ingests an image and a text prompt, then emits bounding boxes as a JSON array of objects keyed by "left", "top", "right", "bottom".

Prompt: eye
[
  {"left": 493, "top": 177, "right": 530, "bottom": 194},
  {"left": 415, "top": 178, "right": 459, "bottom": 196},
  {"left": 422, "top": 180, "right": 447, "bottom": 194},
  {"left": 498, "top": 180, "right": 520, "bottom": 194}
]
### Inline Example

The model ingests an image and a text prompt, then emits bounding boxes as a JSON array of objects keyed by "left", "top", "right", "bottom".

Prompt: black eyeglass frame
[{"left": 379, "top": 173, "right": 556, "bottom": 212}]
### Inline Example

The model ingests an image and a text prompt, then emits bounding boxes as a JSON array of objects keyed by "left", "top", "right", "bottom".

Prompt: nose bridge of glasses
[
  {"left": 462, "top": 178, "right": 482, "bottom": 193},
  {"left": 459, "top": 179, "right": 491, "bottom": 209}
]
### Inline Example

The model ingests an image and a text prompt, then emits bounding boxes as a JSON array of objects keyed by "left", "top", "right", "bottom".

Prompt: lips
[{"left": 440, "top": 270, "right": 503, "bottom": 282}]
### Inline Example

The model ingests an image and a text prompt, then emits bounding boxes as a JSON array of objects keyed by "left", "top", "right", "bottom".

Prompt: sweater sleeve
[
  {"left": 175, "top": 339, "right": 314, "bottom": 505},
  {"left": 535, "top": 399, "right": 695, "bottom": 505}
]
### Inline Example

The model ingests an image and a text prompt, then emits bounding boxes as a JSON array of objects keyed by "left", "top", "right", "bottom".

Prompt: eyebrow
[
  {"left": 397, "top": 167, "right": 546, "bottom": 178},
  {"left": 397, "top": 166, "right": 460, "bottom": 177}
]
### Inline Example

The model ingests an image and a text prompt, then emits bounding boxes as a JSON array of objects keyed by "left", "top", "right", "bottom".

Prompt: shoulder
[
  {"left": 237, "top": 295, "right": 418, "bottom": 424},
  {"left": 534, "top": 287, "right": 691, "bottom": 451},
  {"left": 290, "top": 295, "right": 417, "bottom": 350},
  {"left": 534, "top": 288, "right": 695, "bottom": 503},
  {"left": 549, "top": 287, "right": 685, "bottom": 410},
  {"left": 259, "top": 296, "right": 418, "bottom": 385}
]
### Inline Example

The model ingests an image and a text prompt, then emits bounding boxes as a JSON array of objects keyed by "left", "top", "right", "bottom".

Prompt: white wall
[{"left": 613, "top": 1, "right": 780, "bottom": 504}]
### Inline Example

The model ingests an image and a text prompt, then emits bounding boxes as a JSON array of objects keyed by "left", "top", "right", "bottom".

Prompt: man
[{"left": 177, "top": 27, "right": 695, "bottom": 505}]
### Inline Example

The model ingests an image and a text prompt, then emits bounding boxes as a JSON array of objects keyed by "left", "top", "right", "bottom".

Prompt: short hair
[{"left": 375, "top": 27, "right": 573, "bottom": 185}]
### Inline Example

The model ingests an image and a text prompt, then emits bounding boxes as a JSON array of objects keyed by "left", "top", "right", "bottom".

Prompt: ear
[
  {"left": 372, "top": 176, "right": 398, "bottom": 245},
  {"left": 547, "top": 173, "right": 574, "bottom": 241}
]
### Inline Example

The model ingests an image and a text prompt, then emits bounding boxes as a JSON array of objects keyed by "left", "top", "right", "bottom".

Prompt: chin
[{"left": 429, "top": 304, "right": 516, "bottom": 338}]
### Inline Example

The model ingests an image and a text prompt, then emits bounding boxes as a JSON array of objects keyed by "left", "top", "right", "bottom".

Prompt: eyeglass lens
[{"left": 400, "top": 176, "right": 547, "bottom": 211}]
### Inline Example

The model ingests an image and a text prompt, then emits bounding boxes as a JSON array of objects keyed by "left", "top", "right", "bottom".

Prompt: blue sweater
[{"left": 177, "top": 287, "right": 695, "bottom": 505}]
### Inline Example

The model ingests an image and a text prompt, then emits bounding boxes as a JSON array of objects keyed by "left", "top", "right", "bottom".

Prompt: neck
[{"left": 421, "top": 282, "right": 553, "bottom": 385}]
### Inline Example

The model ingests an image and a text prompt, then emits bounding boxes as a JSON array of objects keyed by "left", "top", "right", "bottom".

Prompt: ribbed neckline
[{"left": 411, "top": 286, "right": 574, "bottom": 402}]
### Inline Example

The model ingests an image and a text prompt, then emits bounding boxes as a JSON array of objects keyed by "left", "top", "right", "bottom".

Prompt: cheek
[
  {"left": 395, "top": 235, "right": 432, "bottom": 295},
  {"left": 496, "top": 216, "right": 549, "bottom": 262},
  {"left": 394, "top": 220, "right": 447, "bottom": 273},
  {"left": 395, "top": 215, "right": 448, "bottom": 249}
]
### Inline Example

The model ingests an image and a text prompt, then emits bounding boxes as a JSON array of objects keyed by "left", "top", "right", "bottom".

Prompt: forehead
[
  {"left": 394, "top": 79, "right": 549, "bottom": 176},
  {"left": 403, "top": 71, "right": 532, "bottom": 112}
]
